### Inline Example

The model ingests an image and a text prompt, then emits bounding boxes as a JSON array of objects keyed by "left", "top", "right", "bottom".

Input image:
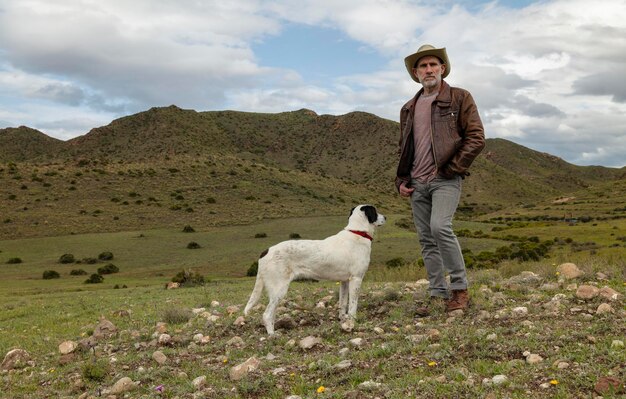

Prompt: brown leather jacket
[{"left": 395, "top": 80, "right": 485, "bottom": 191}]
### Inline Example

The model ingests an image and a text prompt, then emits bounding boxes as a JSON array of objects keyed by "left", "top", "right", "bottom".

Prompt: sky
[{"left": 0, "top": 0, "right": 625, "bottom": 167}]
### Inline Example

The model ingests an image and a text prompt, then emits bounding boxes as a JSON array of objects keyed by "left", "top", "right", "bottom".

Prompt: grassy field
[{"left": 1, "top": 214, "right": 625, "bottom": 398}]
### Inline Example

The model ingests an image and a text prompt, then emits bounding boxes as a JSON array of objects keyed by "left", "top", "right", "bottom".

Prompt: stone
[
  {"left": 505, "top": 271, "right": 542, "bottom": 287},
  {"left": 229, "top": 356, "right": 260, "bottom": 380},
  {"left": 557, "top": 263, "right": 584, "bottom": 279},
  {"left": 275, "top": 316, "right": 297, "bottom": 330},
  {"left": 226, "top": 336, "right": 245, "bottom": 347},
  {"left": 427, "top": 329, "right": 441, "bottom": 341},
  {"left": 152, "top": 350, "right": 167, "bottom": 365},
  {"left": 155, "top": 322, "right": 168, "bottom": 333},
  {"left": 58, "top": 340, "right": 78, "bottom": 355},
  {"left": 526, "top": 353, "right": 543, "bottom": 364},
  {"left": 93, "top": 317, "right": 117, "bottom": 339},
  {"left": 158, "top": 333, "right": 172, "bottom": 345},
  {"left": 349, "top": 337, "right": 364, "bottom": 348},
  {"left": 594, "top": 376, "right": 623, "bottom": 395},
  {"left": 358, "top": 380, "right": 382, "bottom": 391},
  {"left": 373, "top": 327, "right": 385, "bottom": 334},
  {"left": 557, "top": 361, "right": 570, "bottom": 369},
  {"left": 448, "top": 309, "right": 464, "bottom": 317},
  {"left": 492, "top": 375, "right": 508, "bottom": 385},
  {"left": 110, "top": 377, "right": 134, "bottom": 394},
  {"left": 166, "top": 282, "right": 180, "bottom": 289},
  {"left": 1, "top": 349, "right": 31, "bottom": 371},
  {"left": 233, "top": 316, "right": 245, "bottom": 326},
  {"left": 611, "top": 340, "right": 624, "bottom": 348},
  {"left": 599, "top": 286, "right": 622, "bottom": 301},
  {"left": 576, "top": 285, "right": 599, "bottom": 299},
  {"left": 334, "top": 360, "right": 352, "bottom": 370},
  {"left": 596, "top": 303, "right": 614, "bottom": 314},
  {"left": 299, "top": 336, "right": 322, "bottom": 350},
  {"left": 486, "top": 333, "right": 497, "bottom": 341},
  {"left": 341, "top": 319, "right": 355, "bottom": 332},
  {"left": 226, "top": 305, "right": 240, "bottom": 315},
  {"left": 511, "top": 307, "right": 528, "bottom": 316},
  {"left": 210, "top": 300, "right": 220, "bottom": 307},
  {"left": 192, "top": 375, "right": 206, "bottom": 389}
]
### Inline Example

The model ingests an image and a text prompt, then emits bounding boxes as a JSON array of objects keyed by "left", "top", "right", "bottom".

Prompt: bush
[
  {"left": 43, "top": 270, "right": 60, "bottom": 279},
  {"left": 6, "top": 257, "right": 22, "bottom": 264},
  {"left": 162, "top": 307, "right": 193, "bottom": 324},
  {"left": 85, "top": 274, "right": 104, "bottom": 284},
  {"left": 187, "top": 241, "right": 201, "bottom": 249},
  {"left": 385, "top": 257, "right": 405, "bottom": 269},
  {"left": 247, "top": 261, "right": 258, "bottom": 277},
  {"left": 171, "top": 269, "right": 205, "bottom": 287},
  {"left": 182, "top": 225, "right": 195, "bottom": 233},
  {"left": 70, "top": 269, "right": 88, "bottom": 276},
  {"left": 98, "top": 251, "right": 114, "bottom": 261},
  {"left": 81, "top": 359, "right": 109, "bottom": 381},
  {"left": 97, "top": 263, "right": 119, "bottom": 275},
  {"left": 289, "top": 233, "right": 301, "bottom": 239},
  {"left": 254, "top": 233, "right": 267, "bottom": 238},
  {"left": 82, "top": 257, "right": 98, "bottom": 264},
  {"left": 59, "top": 253, "right": 75, "bottom": 264}
]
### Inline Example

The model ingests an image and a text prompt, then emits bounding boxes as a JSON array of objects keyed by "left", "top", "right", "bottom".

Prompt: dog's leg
[
  {"left": 339, "top": 281, "right": 349, "bottom": 320},
  {"left": 262, "top": 281, "right": 289, "bottom": 335},
  {"left": 347, "top": 277, "right": 363, "bottom": 319}
]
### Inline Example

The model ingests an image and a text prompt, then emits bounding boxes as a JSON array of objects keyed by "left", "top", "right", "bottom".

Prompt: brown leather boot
[
  {"left": 446, "top": 289, "right": 469, "bottom": 312},
  {"left": 415, "top": 296, "right": 447, "bottom": 317}
]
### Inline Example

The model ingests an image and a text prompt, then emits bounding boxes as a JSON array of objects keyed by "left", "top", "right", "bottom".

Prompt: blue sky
[{"left": 0, "top": 0, "right": 625, "bottom": 167}]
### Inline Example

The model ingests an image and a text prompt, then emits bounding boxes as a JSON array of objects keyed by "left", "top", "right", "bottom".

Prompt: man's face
[{"left": 412, "top": 55, "right": 445, "bottom": 90}]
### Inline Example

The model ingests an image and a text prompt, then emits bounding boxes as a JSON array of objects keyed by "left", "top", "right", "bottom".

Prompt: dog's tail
[{"left": 244, "top": 274, "right": 264, "bottom": 315}]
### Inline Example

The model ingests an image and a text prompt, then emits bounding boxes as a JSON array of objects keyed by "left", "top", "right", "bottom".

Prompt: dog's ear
[
  {"left": 349, "top": 206, "right": 356, "bottom": 218},
  {"left": 361, "top": 205, "right": 378, "bottom": 224}
]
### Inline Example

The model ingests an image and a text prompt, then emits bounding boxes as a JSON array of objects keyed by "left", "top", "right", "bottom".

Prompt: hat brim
[{"left": 404, "top": 47, "right": 450, "bottom": 83}]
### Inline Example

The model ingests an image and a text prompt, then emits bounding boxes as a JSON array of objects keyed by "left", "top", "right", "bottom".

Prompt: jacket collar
[{"left": 402, "top": 80, "right": 452, "bottom": 112}]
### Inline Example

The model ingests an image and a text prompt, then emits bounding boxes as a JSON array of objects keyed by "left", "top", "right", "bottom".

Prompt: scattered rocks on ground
[
  {"left": 341, "top": 319, "right": 355, "bottom": 332},
  {"left": 505, "top": 271, "right": 543, "bottom": 288},
  {"left": 192, "top": 375, "right": 207, "bottom": 390},
  {"left": 594, "top": 376, "right": 624, "bottom": 395},
  {"left": 596, "top": 303, "right": 614, "bottom": 314},
  {"left": 93, "top": 316, "right": 117, "bottom": 339},
  {"left": 576, "top": 285, "right": 600, "bottom": 299},
  {"left": 229, "top": 356, "right": 260, "bottom": 380},
  {"left": 299, "top": 336, "right": 322, "bottom": 350},
  {"left": 109, "top": 377, "right": 134, "bottom": 394},
  {"left": 1, "top": 349, "right": 31, "bottom": 371},
  {"left": 557, "top": 263, "right": 584, "bottom": 279},
  {"left": 599, "top": 286, "right": 622, "bottom": 301},
  {"left": 152, "top": 350, "right": 167, "bottom": 365},
  {"left": 58, "top": 341, "right": 78, "bottom": 355},
  {"left": 226, "top": 336, "right": 245, "bottom": 347}
]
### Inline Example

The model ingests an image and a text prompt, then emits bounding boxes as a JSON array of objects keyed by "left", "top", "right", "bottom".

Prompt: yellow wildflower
[
  {"left": 428, "top": 361, "right": 437, "bottom": 367},
  {"left": 550, "top": 379, "right": 559, "bottom": 385},
  {"left": 317, "top": 386, "right": 325, "bottom": 393}
]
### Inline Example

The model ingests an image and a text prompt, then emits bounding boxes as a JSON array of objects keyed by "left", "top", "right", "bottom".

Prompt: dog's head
[{"left": 348, "top": 205, "right": 386, "bottom": 231}]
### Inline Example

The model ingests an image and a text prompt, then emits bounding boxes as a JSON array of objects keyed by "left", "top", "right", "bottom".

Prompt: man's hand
[{"left": 399, "top": 182, "right": 414, "bottom": 197}]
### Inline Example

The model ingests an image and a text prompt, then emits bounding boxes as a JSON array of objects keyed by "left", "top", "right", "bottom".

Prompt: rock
[
  {"left": 427, "top": 329, "right": 441, "bottom": 341},
  {"left": 448, "top": 309, "right": 464, "bottom": 317},
  {"left": 93, "top": 317, "right": 117, "bottom": 339},
  {"left": 1, "top": 349, "right": 31, "bottom": 371},
  {"left": 526, "top": 353, "right": 543, "bottom": 364},
  {"left": 265, "top": 353, "right": 277, "bottom": 361},
  {"left": 594, "top": 376, "right": 624, "bottom": 395},
  {"left": 539, "top": 283, "right": 560, "bottom": 291},
  {"left": 373, "top": 327, "right": 385, "bottom": 334},
  {"left": 210, "top": 300, "right": 220, "bottom": 307},
  {"left": 334, "top": 360, "right": 352, "bottom": 370},
  {"left": 275, "top": 316, "right": 297, "bottom": 330},
  {"left": 596, "top": 303, "right": 614, "bottom": 314},
  {"left": 233, "top": 316, "right": 245, "bottom": 326},
  {"left": 226, "top": 336, "right": 245, "bottom": 347},
  {"left": 486, "top": 333, "right": 497, "bottom": 341},
  {"left": 576, "top": 285, "right": 599, "bottom": 299},
  {"left": 299, "top": 336, "right": 322, "bottom": 350},
  {"left": 229, "top": 356, "right": 260, "bottom": 380},
  {"left": 158, "top": 333, "right": 172, "bottom": 345},
  {"left": 152, "top": 350, "right": 167, "bottom": 365},
  {"left": 166, "top": 282, "right": 180, "bottom": 289},
  {"left": 192, "top": 375, "right": 206, "bottom": 389},
  {"left": 611, "top": 340, "right": 624, "bottom": 348},
  {"left": 110, "top": 377, "right": 134, "bottom": 394},
  {"left": 492, "top": 375, "right": 508, "bottom": 385},
  {"left": 271, "top": 367, "right": 286, "bottom": 375},
  {"left": 557, "top": 263, "right": 584, "bottom": 279},
  {"left": 155, "top": 322, "right": 168, "bottom": 333},
  {"left": 341, "top": 319, "right": 355, "bottom": 332},
  {"left": 556, "top": 361, "right": 570, "bottom": 369},
  {"left": 338, "top": 347, "right": 350, "bottom": 357},
  {"left": 407, "top": 334, "right": 427, "bottom": 344},
  {"left": 349, "top": 338, "right": 364, "bottom": 348},
  {"left": 511, "top": 307, "right": 528, "bottom": 317},
  {"left": 226, "top": 305, "right": 240, "bottom": 315},
  {"left": 477, "top": 310, "right": 492, "bottom": 321},
  {"left": 358, "top": 380, "right": 382, "bottom": 391},
  {"left": 285, "top": 396, "right": 303, "bottom": 399},
  {"left": 58, "top": 340, "right": 78, "bottom": 355},
  {"left": 505, "top": 271, "right": 542, "bottom": 288},
  {"left": 599, "top": 286, "right": 622, "bottom": 301},
  {"left": 191, "top": 307, "right": 206, "bottom": 314}
]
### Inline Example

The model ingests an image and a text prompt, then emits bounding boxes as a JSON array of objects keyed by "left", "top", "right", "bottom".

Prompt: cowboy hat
[{"left": 404, "top": 44, "right": 450, "bottom": 83}]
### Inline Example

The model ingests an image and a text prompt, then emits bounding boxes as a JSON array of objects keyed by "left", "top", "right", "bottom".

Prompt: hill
[{"left": 0, "top": 106, "right": 624, "bottom": 238}]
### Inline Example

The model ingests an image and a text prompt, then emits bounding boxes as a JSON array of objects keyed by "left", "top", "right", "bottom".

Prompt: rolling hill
[{"left": 1, "top": 106, "right": 624, "bottom": 239}]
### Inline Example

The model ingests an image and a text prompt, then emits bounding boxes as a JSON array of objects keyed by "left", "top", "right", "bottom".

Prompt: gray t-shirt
[{"left": 411, "top": 92, "right": 438, "bottom": 182}]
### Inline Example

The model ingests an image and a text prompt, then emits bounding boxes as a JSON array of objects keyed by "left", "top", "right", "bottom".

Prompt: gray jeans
[{"left": 410, "top": 176, "right": 467, "bottom": 298}]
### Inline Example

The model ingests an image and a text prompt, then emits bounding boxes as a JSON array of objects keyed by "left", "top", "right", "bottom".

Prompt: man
[{"left": 395, "top": 44, "right": 485, "bottom": 316}]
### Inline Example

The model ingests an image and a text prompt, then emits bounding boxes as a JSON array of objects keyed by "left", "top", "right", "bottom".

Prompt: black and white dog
[{"left": 244, "top": 205, "right": 385, "bottom": 335}]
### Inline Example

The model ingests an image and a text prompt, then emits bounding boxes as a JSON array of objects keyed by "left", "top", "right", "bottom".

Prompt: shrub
[
  {"left": 289, "top": 233, "right": 301, "bottom": 239},
  {"left": 207, "top": 197, "right": 216, "bottom": 204},
  {"left": 247, "top": 261, "right": 258, "bottom": 277},
  {"left": 81, "top": 359, "right": 109, "bottom": 381},
  {"left": 162, "top": 307, "right": 193, "bottom": 324},
  {"left": 385, "top": 257, "right": 405, "bottom": 269},
  {"left": 43, "top": 270, "right": 60, "bottom": 279},
  {"left": 59, "top": 253, "right": 75, "bottom": 264},
  {"left": 7, "top": 257, "right": 22, "bottom": 264},
  {"left": 187, "top": 241, "right": 201, "bottom": 249},
  {"left": 182, "top": 225, "right": 195, "bottom": 233},
  {"left": 98, "top": 251, "right": 114, "bottom": 261},
  {"left": 85, "top": 274, "right": 104, "bottom": 284},
  {"left": 97, "top": 263, "right": 119, "bottom": 275},
  {"left": 82, "top": 257, "right": 98, "bottom": 264},
  {"left": 171, "top": 269, "right": 205, "bottom": 287},
  {"left": 70, "top": 269, "right": 88, "bottom": 276},
  {"left": 254, "top": 233, "right": 267, "bottom": 238}
]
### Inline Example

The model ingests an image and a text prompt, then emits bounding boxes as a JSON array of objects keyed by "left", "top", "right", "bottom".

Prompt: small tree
[
  {"left": 43, "top": 270, "right": 60, "bottom": 279},
  {"left": 85, "top": 274, "right": 104, "bottom": 284},
  {"left": 247, "top": 261, "right": 258, "bottom": 277},
  {"left": 98, "top": 251, "right": 114, "bottom": 261},
  {"left": 59, "top": 254, "right": 75, "bottom": 264}
]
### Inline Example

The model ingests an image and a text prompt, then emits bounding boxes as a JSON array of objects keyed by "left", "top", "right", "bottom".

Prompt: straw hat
[{"left": 404, "top": 44, "right": 450, "bottom": 83}]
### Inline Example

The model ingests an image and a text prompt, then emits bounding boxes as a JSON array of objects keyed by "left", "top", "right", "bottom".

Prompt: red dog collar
[{"left": 348, "top": 230, "right": 373, "bottom": 241}]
